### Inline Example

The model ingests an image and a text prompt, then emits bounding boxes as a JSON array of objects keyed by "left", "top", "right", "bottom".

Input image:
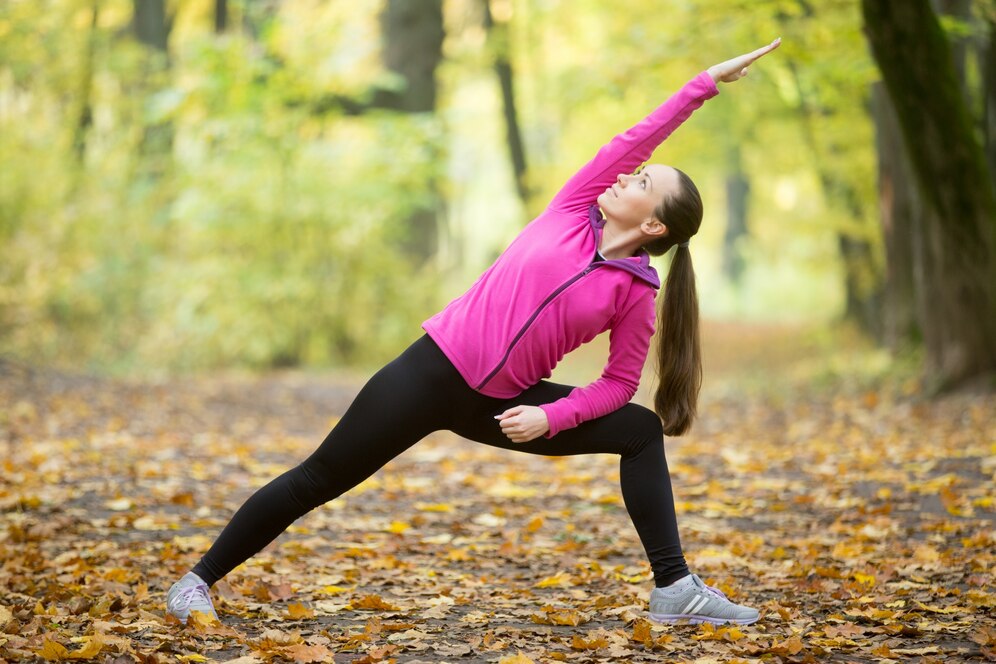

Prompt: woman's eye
[{"left": 640, "top": 179, "right": 647, "bottom": 189}]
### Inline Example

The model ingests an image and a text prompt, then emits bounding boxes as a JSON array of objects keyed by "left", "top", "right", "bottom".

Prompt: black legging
[{"left": 192, "top": 334, "right": 689, "bottom": 588}]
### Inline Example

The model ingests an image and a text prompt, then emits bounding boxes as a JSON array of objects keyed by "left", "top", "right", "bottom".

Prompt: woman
[{"left": 167, "top": 38, "right": 781, "bottom": 627}]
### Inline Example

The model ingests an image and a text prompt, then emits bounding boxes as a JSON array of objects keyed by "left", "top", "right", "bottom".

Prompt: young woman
[{"left": 167, "top": 38, "right": 781, "bottom": 627}]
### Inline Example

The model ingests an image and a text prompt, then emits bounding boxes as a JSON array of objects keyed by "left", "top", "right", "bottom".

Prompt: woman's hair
[{"left": 643, "top": 169, "right": 702, "bottom": 436}]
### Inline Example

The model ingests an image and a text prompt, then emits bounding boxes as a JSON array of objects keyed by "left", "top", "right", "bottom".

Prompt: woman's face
[{"left": 597, "top": 164, "right": 681, "bottom": 230}]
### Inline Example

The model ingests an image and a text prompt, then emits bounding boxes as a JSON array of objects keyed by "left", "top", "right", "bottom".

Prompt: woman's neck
[{"left": 598, "top": 222, "right": 643, "bottom": 260}]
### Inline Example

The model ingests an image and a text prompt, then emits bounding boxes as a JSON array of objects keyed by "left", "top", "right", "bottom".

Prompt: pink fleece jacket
[{"left": 422, "top": 71, "right": 719, "bottom": 438}]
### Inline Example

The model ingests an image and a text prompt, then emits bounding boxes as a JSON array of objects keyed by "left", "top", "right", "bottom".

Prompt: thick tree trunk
[
  {"left": 871, "top": 82, "right": 921, "bottom": 351},
  {"left": 862, "top": 0, "right": 996, "bottom": 388},
  {"left": 375, "top": 1, "right": 445, "bottom": 264},
  {"left": 133, "top": 0, "right": 169, "bottom": 53},
  {"left": 721, "top": 144, "right": 748, "bottom": 285},
  {"left": 482, "top": 0, "right": 529, "bottom": 204},
  {"left": 373, "top": 0, "right": 444, "bottom": 113},
  {"left": 214, "top": 0, "right": 228, "bottom": 34}
]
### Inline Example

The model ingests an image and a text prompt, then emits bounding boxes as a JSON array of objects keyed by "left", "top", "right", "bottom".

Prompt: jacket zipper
[{"left": 475, "top": 257, "right": 602, "bottom": 391}]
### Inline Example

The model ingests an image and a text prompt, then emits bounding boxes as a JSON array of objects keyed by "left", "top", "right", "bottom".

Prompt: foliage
[{"left": 0, "top": 0, "right": 440, "bottom": 375}]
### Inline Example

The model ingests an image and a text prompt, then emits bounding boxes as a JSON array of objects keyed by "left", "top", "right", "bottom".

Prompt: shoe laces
[
  {"left": 170, "top": 581, "right": 212, "bottom": 612},
  {"left": 694, "top": 575, "right": 729, "bottom": 601}
]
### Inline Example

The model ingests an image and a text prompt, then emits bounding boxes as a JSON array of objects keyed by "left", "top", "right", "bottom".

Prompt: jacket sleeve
[
  {"left": 547, "top": 71, "right": 719, "bottom": 217},
  {"left": 537, "top": 287, "right": 656, "bottom": 438}
]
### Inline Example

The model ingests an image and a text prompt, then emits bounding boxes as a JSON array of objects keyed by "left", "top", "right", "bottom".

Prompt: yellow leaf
[
  {"left": 853, "top": 572, "right": 875, "bottom": 587},
  {"left": 386, "top": 521, "right": 410, "bottom": 534},
  {"left": 178, "top": 654, "right": 210, "bottom": 663},
  {"left": 534, "top": 571, "right": 573, "bottom": 588},
  {"left": 68, "top": 635, "right": 104, "bottom": 659},
  {"left": 913, "top": 600, "right": 961, "bottom": 614},
  {"left": 498, "top": 652, "right": 536, "bottom": 664},
  {"left": 321, "top": 585, "right": 351, "bottom": 595},
  {"left": 526, "top": 516, "right": 543, "bottom": 532},
  {"left": 415, "top": 502, "right": 453, "bottom": 512},
  {"left": 188, "top": 610, "right": 219, "bottom": 627},
  {"left": 36, "top": 639, "right": 69, "bottom": 661},
  {"left": 286, "top": 602, "right": 315, "bottom": 620}
]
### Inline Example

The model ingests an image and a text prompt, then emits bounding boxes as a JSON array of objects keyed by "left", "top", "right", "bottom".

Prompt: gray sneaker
[
  {"left": 166, "top": 572, "right": 219, "bottom": 623},
  {"left": 648, "top": 574, "right": 759, "bottom": 625}
]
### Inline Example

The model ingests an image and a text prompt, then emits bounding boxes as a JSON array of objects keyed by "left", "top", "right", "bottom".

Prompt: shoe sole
[{"left": 649, "top": 612, "right": 759, "bottom": 626}]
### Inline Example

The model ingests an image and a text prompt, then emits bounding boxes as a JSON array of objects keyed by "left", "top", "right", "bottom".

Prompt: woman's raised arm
[{"left": 546, "top": 39, "right": 782, "bottom": 217}]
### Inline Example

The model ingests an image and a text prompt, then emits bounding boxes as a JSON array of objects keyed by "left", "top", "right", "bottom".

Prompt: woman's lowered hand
[
  {"left": 707, "top": 37, "right": 781, "bottom": 84},
  {"left": 494, "top": 405, "right": 549, "bottom": 443}
]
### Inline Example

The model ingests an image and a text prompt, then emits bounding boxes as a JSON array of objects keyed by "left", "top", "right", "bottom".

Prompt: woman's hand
[
  {"left": 494, "top": 405, "right": 549, "bottom": 443},
  {"left": 707, "top": 37, "right": 781, "bottom": 84}
]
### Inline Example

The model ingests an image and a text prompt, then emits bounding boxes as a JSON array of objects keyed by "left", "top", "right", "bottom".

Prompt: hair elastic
[{"left": 678, "top": 241, "right": 690, "bottom": 248}]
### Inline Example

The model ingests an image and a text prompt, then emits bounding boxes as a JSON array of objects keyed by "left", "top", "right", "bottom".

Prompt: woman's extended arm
[{"left": 547, "top": 39, "right": 782, "bottom": 217}]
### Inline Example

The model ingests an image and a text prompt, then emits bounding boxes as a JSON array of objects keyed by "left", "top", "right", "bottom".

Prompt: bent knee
[{"left": 626, "top": 404, "right": 664, "bottom": 442}]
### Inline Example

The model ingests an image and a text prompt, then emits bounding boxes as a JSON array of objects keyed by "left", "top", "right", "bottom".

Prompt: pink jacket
[{"left": 422, "top": 71, "right": 719, "bottom": 438}]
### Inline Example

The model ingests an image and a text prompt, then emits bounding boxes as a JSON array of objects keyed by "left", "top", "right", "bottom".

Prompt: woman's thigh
[{"left": 451, "top": 380, "right": 663, "bottom": 458}]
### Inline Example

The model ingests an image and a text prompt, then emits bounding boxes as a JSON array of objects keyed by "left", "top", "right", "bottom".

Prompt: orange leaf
[
  {"left": 286, "top": 602, "right": 315, "bottom": 620},
  {"left": 570, "top": 634, "right": 608, "bottom": 650},
  {"left": 350, "top": 594, "right": 400, "bottom": 611},
  {"left": 284, "top": 643, "right": 334, "bottom": 663}
]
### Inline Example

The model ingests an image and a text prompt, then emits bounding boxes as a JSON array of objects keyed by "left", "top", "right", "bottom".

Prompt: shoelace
[
  {"left": 694, "top": 575, "right": 729, "bottom": 601},
  {"left": 170, "top": 582, "right": 212, "bottom": 612}
]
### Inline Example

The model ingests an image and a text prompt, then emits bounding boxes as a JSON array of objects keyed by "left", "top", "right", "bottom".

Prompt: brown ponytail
[{"left": 642, "top": 169, "right": 703, "bottom": 436}]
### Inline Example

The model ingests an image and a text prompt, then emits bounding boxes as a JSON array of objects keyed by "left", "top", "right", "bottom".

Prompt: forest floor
[{"left": 1, "top": 321, "right": 994, "bottom": 663}]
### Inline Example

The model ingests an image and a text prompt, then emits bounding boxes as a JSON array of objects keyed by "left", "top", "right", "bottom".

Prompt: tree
[{"left": 862, "top": 0, "right": 996, "bottom": 388}]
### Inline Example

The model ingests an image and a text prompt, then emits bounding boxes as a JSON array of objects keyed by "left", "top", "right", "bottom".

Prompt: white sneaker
[
  {"left": 649, "top": 573, "right": 759, "bottom": 625},
  {"left": 166, "top": 572, "right": 219, "bottom": 623}
]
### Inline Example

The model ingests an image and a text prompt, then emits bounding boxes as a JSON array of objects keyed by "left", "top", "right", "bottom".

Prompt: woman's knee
[{"left": 626, "top": 404, "right": 665, "bottom": 446}]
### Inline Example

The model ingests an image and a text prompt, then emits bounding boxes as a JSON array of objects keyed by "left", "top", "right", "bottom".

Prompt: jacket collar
[{"left": 588, "top": 205, "right": 661, "bottom": 290}]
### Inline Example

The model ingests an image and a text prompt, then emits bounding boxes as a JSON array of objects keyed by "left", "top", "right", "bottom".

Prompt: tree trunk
[
  {"left": 132, "top": 0, "right": 174, "bottom": 182},
  {"left": 984, "top": 17, "right": 996, "bottom": 183},
  {"left": 482, "top": 0, "right": 529, "bottom": 204},
  {"left": 376, "top": 0, "right": 445, "bottom": 264},
  {"left": 72, "top": 1, "right": 99, "bottom": 166},
  {"left": 871, "top": 82, "right": 921, "bottom": 351},
  {"left": 373, "top": 0, "right": 444, "bottom": 113},
  {"left": 133, "top": 0, "right": 169, "bottom": 52},
  {"left": 862, "top": 0, "right": 996, "bottom": 388},
  {"left": 783, "top": 59, "right": 884, "bottom": 338},
  {"left": 214, "top": 0, "right": 228, "bottom": 34},
  {"left": 721, "top": 144, "right": 749, "bottom": 285}
]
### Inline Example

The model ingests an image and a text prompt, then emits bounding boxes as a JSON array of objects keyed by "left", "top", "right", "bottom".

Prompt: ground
[{"left": 0, "top": 322, "right": 993, "bottom": 663}]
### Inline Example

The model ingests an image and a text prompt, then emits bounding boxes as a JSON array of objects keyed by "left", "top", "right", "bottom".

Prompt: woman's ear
[{"left": 642, "top": 217, "right": 668, "bottom": 239}]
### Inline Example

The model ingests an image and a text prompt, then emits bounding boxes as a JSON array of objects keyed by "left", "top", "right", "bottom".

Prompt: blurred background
[{"left": 1, "top": 0, "right": 993, "bottom": 392}]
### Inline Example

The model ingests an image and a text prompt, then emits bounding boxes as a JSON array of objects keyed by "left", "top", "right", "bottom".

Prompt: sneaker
[
  {"left": 648, "top": 573, "right": 759, "bottom": 625},
  {"left": 166, "top": 572, "right": 219, "bottom": 623}
]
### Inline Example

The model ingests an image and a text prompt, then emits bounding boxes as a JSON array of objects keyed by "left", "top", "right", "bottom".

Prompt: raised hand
[{"left": 707, "top": 37, "right": 781, "bottom": 84}]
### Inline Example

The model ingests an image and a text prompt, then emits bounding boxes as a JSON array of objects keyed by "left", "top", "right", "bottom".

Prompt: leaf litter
[{"left": 0, "top": 323, "right": 993, "bottom": 662}]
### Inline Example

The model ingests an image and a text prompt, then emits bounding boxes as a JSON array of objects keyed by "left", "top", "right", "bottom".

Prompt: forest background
[{"left": 2, "top": 0, "right": 993, "bottom": 391}]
